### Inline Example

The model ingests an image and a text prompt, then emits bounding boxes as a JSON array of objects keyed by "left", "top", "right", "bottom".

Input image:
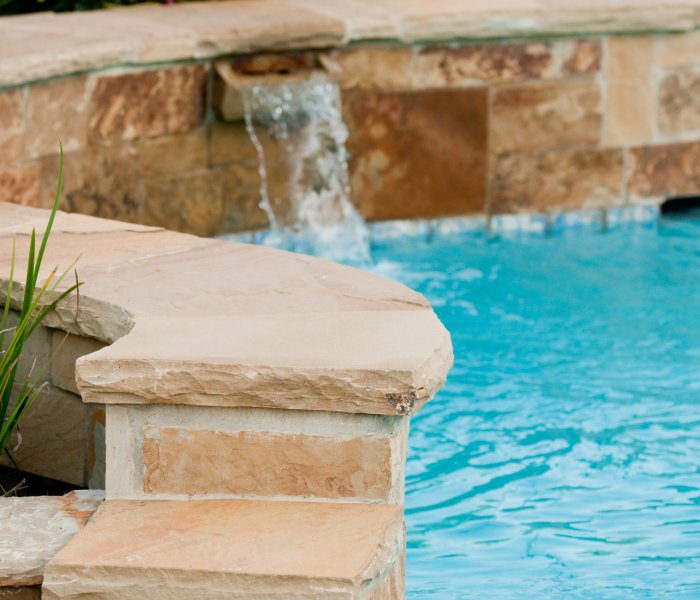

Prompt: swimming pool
[{"left": 370, "top": 215, "right": 700, "bottom": 599}]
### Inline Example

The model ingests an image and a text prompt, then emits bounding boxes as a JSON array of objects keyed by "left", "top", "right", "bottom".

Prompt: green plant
[{"left": 0, "top": 149, "right": 81, "bottom": 456}]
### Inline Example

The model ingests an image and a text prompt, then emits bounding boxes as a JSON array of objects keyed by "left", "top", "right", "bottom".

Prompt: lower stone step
[{"left": 42, "top": 498, "right": 405, "bottom": 599}]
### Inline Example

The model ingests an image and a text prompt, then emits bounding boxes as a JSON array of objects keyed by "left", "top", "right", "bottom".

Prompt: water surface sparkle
[{"left": 371, "top": 216, "right": 700, "bottom": 599}]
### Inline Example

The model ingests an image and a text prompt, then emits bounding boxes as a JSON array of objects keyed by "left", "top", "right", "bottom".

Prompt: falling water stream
[{"left": 241, "top": 75, "right": 371, "bottom": 265}]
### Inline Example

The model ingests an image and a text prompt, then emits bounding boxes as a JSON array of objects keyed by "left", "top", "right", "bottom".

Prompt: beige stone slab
[
  {"left": 76, "top": 311, "right": 451, "bottom": 415},
  {"left": 43, "top": 499, "right": 403, "bottom": 599},
  {"left": 0, "top": 491, "right": 103, "bottom": 587},
  {"left": 659, "top": 71, "right": 700, "bottom": 135},
  {"left": 1, "top": 206, "right": 451, "bottom": 416},
  {"left": 143, "top": 426, "right": 393, "bottom": 500},
  {"left": 658, "top": 29, "right": 700, "bottom": 68},
  {"left": 0, "top": 89, "right": 24, "bottom": 165},
  {"left": 0, "top": 24, "right": 133, "bottom": 88}
]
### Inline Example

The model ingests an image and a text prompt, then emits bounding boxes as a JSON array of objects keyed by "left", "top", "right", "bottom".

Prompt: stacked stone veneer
[
  {"left": 0, "top": 202, "right": 452, "bottom": 598},
  {"left": 4, "top": 2, "right": 700, "bottom": 233}
]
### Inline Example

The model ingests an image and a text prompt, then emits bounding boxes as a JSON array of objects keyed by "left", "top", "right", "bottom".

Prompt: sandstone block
[
  {"left": 88, "top": 65, "right": 206, "bottom": 142},
  {"left": 344, "top": 88, "right": 488, "bottom": 220},
  {"left": 51, "top": 331, "right": 106, "bottom": 395},
  {"left": 43, "top": 499, "right": 404, "bottom": 599},
  {"left": 491, "top": 80, "right": 602, "bottom": 153},
  {"left": 562, "top": 39, "right": 602, "bottom": 75},
  {"left": 629, "top": 141, "right": 700, "bottom": 199},
  {"left": 491, "top": 148, "right": 624, "bottom": 213},
  {"left": 25, "top": 77, "right": 88, "bottom": 160},
  {"left": 132, "top": 129, "right": 207, "bottom": 179},
  {"left": 658, "top": 30, "right": 700, "bottom": 68},
  {"left": 142, "top": 170, "right": 224, "bottom": 237},
  {"left": 208, "top": 121, "right": 259, "bottom": 166},
  {"left": 219, "top": 163, "right": 270, "bottom": 232},
  {"left": 0, "top": 491, "right": 102, "bottom": 587},
  {"left": 0, "top": 385, "right": 87, "bottom": 486},
  {"left": 323, "top": 46, "right": 413, "bottom": 90},
  {"left": 143, "top": 426, "right": 394, "bottom": 500},
  {"left": 606, "top": 36, "right": 654, "bottom": 145},
  {"left": 0, "top": 165, "right": 39, "bottom": 207},
  {"left": 0, "top": 89, "right": 24, "bottom": 164},
  {"left": 659, "top": 72, "right": 700, "bottom": 134}
]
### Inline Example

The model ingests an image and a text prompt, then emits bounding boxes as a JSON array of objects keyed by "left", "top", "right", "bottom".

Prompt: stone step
[{"left": 42, "top": 498, "right": 405, "bottom": 600}]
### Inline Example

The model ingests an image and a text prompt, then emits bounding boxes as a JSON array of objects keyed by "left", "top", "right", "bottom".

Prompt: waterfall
[{"left": 241, "top": 75, "right": 371, "bottom": 265}]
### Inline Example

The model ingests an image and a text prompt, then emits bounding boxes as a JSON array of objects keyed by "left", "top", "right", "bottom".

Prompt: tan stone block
[
  {"left": 491, "top": 80, "right": 602, "bottom": 153},
  {"left": 209, "top": 121, "right": 258, "bottom": 166},
  {"left": 88, "top": 65, "right": 206, "bottom": 142},
  {"left": 44, "top": 499, "right": 404, "bottom": 599},
  {"left": 219, "top": 163, "right": 270, "bottom": 232},
  {"left": 132, "top": 129, "right": 207, "bottom": 179},
  {"left": 25, "top": 77, "right": 88, "bottom": 160},
  {"left": 561, "top": 39, "right": 602, "bottom": 75},
  {"left": 657, "top": 30, "right": 700, "bottom": 69},
  {"left": 412, "top": 41, "right": 558, "bottom": 87},
  {"left": 344, "top": 88, "right": 487, "bottom": 220},
  {"left": 659, "top": 72, "right": 700, "bottom": 134},
  {"left": 0, "top": 491, "right": 103, "bottom": 587},
  {"left": 629, "top": 141, "right": 700, "bottom": 199},
  {"left": 322, "top": 46, "right": 413, "bottom": 90},
  {"left": 0, "top": 88, "right": 24, "bottom": 164},
  {"left": 142, "top": 170, "right": 224, "bottom": 237},
  {"left": 3, "top": 311, "right": 52, "bottom": 384},
  {"left": 36, "top": 146, "right": 143, "bottom": 222},
  {"left": 143, "top": 426, "right": 394, "bottom": 500},
  {"left": 0, "top": 385, "right": 87, "bottom": 486},
  {"left": 606, "top": 81, "right": 654, "bottom": 146},
  {"left": 0, "top": 165, "right": 39, "bottom": 206},
  {"left": 51, "top": 331, "right": 106, "bottom": 395},
  {"left": 491, "top": 148, "right": 624, "bottom": 213},
  {"left": 369, "top": 557, "right": 404, "bottom": 600},
  {"left": 608, "top": 35, "right": 654, "bottom": 81}
]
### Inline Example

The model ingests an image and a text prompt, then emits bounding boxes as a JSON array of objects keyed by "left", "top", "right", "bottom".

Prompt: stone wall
[
  {"left": 3, "top": 25, "right": 700, "bottom": 233},
  {"left": 0, "top": 312, "right": 106, "bottom": 488}
]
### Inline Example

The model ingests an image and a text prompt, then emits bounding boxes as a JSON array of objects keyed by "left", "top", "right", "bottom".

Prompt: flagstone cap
[
  {"left": 2, "top": 0, "right": 700, "bottom": 87},
  {"left": 0, "top": 203, "right": 453, "bottom": 415},
  {"left": 43, "top": 498, "right": 404, "bottom": 598}
]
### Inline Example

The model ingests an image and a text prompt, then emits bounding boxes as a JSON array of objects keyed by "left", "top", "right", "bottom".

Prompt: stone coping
[
  {"left": 2, "top": 0, "right": 700, "bottom": 88},
  {"left": 0, "top": 203, "right": 452, "bottom": 416},
  {"left": 43, "top": 498, "right": 403, "bottom": 598}
]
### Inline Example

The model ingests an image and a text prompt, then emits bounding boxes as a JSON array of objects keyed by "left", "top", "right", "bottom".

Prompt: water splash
[{"left": 242, "top": 75, "right": 371, "bottom": 265}]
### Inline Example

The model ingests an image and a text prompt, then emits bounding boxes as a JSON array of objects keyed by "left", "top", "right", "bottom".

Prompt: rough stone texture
[
  {"left": 87, "top": 406, "right": 106, "bottom": 490},
  {"left": 88, "top": 65, "right": 206, "bottom": 142},
  {"left": 606, "top": 36, "right": 654, "bottom": 145},
  {"left": 142, "top": 170, "right": 225, "bottom": 237},
  {"left": 323, "top": 46, "right": 413, "bottom": 91},
  {"left": 133, "top": 129, "right": 208, "bottom": 179},
  {"left": 25, "top": 77, "right": 88, "bottom": 160},
  {"left": 43, "top": 499, "right": 404, "bottom": 599},
  {"left": 52, "top": 331, "right": 107, "bottom": 395},
  {"left": 219, "top": 163, "right": 271, "bottom": 232},
  {"left": 659, "top": 71, "right": 700, "bottom": 135},
  {"left": 562, "top": 39, "right": 602, "bottom": 75},
  {"left": 344, "top": 88, "right": 488, "bottom": 219},
  {"left": 491, "top": 148, "right": 624, "bottom": 213},
  {"left": 0, "top": 587, "right": 40, "bottom": 599},
  {"left": 37, "top": 147, "right": 143, "bottom": 222},
  {"left": 143, "top": 427, "right": 393, "bottom": 500},
  {"left": 0, "top": 385, "right": 88, "bottom": 486},
  {"left": 0, "top": 89, "right": 24, "bottom": 165},
  {"left": 658, "top": 30, "right": 700, "bottom": 68},
  {"left": 0, "top": 165, "right": 39, "bottom": 207},
  {"left": 0, "top": 491, "right": 103, "bottom": 587},
  {"left": 208, "top": 121, "right": 258, "bottom": 166},
  {"left": 491, "top": 80, "right": 602, "bottom": 153},
  {"left": 3, "top": 311, "right": 52, "bottom": 384},
  {"left": 369, "top": 558, "right": 404, "bottom": 600},
  {"left": 629, "top": 141, "right": 700, "bottom": 199}
]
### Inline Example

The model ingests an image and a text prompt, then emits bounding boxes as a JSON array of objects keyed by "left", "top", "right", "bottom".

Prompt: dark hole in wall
[{"left": 661, "top": 196, "right": 700, "bottom": 214}]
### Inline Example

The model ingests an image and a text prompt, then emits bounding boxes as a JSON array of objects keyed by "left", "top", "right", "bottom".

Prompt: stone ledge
[
  {"left": 2, "top": 0, "right": 700, "bottom": 88},
  {"left": 0, "top": 203, "right": 452, "bottom": 416},
  {"left": 43, "top": 498, "right": 404, "bottom": 599}
]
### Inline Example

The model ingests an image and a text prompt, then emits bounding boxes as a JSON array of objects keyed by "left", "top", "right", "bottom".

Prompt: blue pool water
[{"left": 370, "top": 216, "right": 700, "bottom": 599}]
